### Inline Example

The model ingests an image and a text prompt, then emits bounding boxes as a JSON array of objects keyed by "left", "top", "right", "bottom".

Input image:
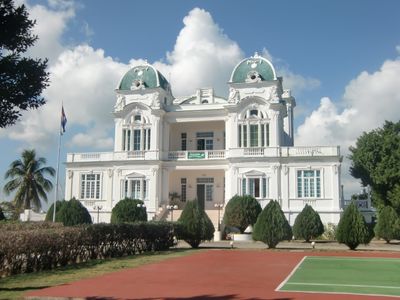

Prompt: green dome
[
  {"left": 118, "top": 65, "right": 170, "bottom": 91},
  {"left": 230, "top": 55, "right": 276, "bottom": 83}
]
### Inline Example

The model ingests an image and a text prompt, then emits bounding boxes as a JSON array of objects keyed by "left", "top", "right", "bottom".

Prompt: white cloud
[
  {"left": 0, "top": 4, "right": 322, "bottom": 153},
  {"left": 296, "top": 52, "right": 400, "bottom": 197},
  {"left": 27, "top": 0, "right": 75, "bottom": 63},
  {"left": 154, "top": 8, "right": 243, "bottom": 97},
  {"left": 261, "top": 48, "right": 320, "bottom": 94},
  {"left": 69, "top": 131, "right": 113, "bottom": 150}
]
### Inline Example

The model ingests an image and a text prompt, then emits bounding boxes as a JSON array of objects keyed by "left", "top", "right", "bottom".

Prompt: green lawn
[
  {"left": 278, "top": 256, "right": 400, "bottom": 297},
  {"left": 0, "top": 249, "right": 196, "bottom": 300}
]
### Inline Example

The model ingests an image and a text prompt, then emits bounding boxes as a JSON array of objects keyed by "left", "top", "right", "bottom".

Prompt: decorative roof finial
[
  {"left": 254, "top": 51, "right": 259, "bottom": 58},
  {"left": 143, "top": 59, "right": 148, "bottom": 65}
]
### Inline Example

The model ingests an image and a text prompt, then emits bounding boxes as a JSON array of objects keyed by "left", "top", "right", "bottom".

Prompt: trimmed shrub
[
  {"left": 223, "top": 195, "right": 262, "bottom": 233},
  {"left": 57, "top": 198, "right": 92, "bottom": 226},
  {"left": 177, "top": 200, "right": 214, "bottom": 248},
  {"left": 45, "top": 200, "right": 67, "bottom": 222},
  {"left": 293, "top": 204, "right": 324, "bottom": 242},
  {"left": 253, "top": 200, "right": 292, "bottom": 248},
  {"left": 0, "top": 221, "right": 63, "bottom": 231},
  {"left": 111, "top": 198, "right": 147, "bottom": 224},
  {"left": 0, "top": 207, "right": 5, "bottom": 221},
  {"left": 337, "top": 202, "right": 372, "bottom": 250},
  {"left": 374, "top": 206, "right": 400, "bottom": 243},
  {"left": 0, "top": 222, "right": 176, "bottom": 277}
]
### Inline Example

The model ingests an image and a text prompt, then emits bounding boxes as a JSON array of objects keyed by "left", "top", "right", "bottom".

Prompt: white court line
[
  {"left": 306, "top": 256, "right": 400, "bottom": 262},
  {"left": 286, "top": 282, "right": 400, "bottom": 290},
  {"left": 275, "top": 256, "right": 307, "bottom": 291}
]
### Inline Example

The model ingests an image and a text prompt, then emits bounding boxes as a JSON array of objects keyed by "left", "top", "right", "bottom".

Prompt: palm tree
[{"left": 3, "top": 149, "right": 55, "bottom": 211}]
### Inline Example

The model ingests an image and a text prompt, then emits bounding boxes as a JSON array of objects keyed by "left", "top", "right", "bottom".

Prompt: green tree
[
  {"left": 223, "top": 195, "right": 262, "bottom": 233},
  {"left": 336, "top": 202, "right": 372, "bottom": 250},
  {"left": 374, "top": 206, "right": 400, "bottom": 243},
  {"left": 253, "top": 200, "right": 292, "bottom": 248},
  {"left": 45, "top": 200, "right": 67, "bottom": 222},
  {"left": 177, "top": 200, "right": 214, "bottom": 248},
  {"left": 0, "top": 0, "right": 49, "bottom": 127},
  {"left": 293, "top": 204, "right": 324, "bottom": 242},
  {"left": 56, "top": 198, "right": 92, "bottom": 226},
  {"left": 111, "top": 198, "right": 147, "bottom": 224},
  {"left": 349, "top": 121, "right": 400, "bottom": 213},
  {"left": 3, "top": 149, "right": 55, "bottom": 211}
]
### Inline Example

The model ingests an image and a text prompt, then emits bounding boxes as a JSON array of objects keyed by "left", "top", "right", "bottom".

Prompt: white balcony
[
  {"left": 67, "top": 146, "right": 339, "bottom": 163},
  {"left": 67, "top": 151, "right": 159, "bottom": 162},
  {"left": 166, "top": 150, "right": 226, "bottom": 160}
]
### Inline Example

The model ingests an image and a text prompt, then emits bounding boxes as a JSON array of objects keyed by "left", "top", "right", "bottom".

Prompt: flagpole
[
  {"left": 53, "top": 128, "right": 62, "bottom": 222},
  {"left": 53, "top": 103, "right": 65, "bottom": 222}
]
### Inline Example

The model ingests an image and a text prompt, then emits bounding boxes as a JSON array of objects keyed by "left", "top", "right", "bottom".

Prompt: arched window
[
  {"left": 122, "top": 113, "right": 151, "bottom": 151},
  {"left": 238, "top": 108, "right": 269, "bottom": 147}
]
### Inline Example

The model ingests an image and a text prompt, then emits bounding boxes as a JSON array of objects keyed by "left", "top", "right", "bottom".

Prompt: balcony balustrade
[{"left": 67, "top": 146, "right": 339, "bottom": 163}]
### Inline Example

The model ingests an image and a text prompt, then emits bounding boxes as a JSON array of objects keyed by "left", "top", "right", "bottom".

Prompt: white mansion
[{"left": 65, "top": 54, "right": 343, "bottom": 226}]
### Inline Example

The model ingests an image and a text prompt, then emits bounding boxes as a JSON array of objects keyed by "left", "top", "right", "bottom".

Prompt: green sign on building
[{"left": 188, "top": 152, "right": 206, "bottom": 159}]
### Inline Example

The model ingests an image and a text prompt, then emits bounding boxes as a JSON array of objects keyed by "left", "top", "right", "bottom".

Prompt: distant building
[{"left": 65, "top": 53, "right": 342, "bottom": 226}]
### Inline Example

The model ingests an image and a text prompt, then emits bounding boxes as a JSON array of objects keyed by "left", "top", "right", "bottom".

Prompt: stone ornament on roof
[
  {"left": 228, "top": 87, "right": 240, "bottom": 103},
  {"left": 114, "top": 94, "right": 126, "bottom": 111}
]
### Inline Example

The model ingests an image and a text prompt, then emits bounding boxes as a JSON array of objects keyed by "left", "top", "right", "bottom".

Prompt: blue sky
[{"left": 1, "top": 0, "right": 400, "bottom": 206}]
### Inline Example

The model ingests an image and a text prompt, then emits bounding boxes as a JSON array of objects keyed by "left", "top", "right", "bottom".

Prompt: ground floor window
[
  {"left": 181, "top": 178, "right": 187, "bottom": 202},
  {"left": 80, "top": 173, "right": 101, "bottom": 199},
  {"left": 123, "top": 178, "right": 148, "bottom": 200},
  {"left": 241, "top": 177, "right": 268, "bottom": 199},
  {"left": 297, "top": 170, "right": 321, "bottom": 198}
]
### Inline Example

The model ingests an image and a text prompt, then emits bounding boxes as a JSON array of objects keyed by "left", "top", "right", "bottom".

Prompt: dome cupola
[
  {"left": 118, "top": 64, "right": 170, "bottom": 91},
  {"left": 230, "top": 53, "right": 276, "bottom": 83}
]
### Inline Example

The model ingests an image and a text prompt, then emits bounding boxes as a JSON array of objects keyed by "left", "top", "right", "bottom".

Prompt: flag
[{"left": 61, "top": 106, "right": 67, "bottom": 134}]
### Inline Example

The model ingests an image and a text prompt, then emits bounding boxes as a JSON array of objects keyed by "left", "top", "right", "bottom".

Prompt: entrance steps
[{"left": 164, "top": 209, "right": 223, "bottom": 230}]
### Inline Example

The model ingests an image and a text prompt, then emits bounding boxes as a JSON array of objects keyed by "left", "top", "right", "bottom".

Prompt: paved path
[{"left": 26, "top": 249, "right": 400, "bottom": 300}]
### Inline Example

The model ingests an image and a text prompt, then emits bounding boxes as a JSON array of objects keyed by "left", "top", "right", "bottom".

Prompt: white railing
[
  {"left": 67, "top": 151, "right": 159, "bottom": 162},
  {"left": 67, "top": 146, "right": 339, "bottom": 163}
]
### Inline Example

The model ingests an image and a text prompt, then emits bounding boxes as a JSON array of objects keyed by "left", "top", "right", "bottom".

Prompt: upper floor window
[
  {"left": 122, "top": 113, "right": 151, "bottom": 151},
  {"left": 80, "top": 173, "right": 101, "bottom": 200},
  {"left": 238, "top": 108, "right": 269, "bottom": 148},
  {"left": 297, "top": 170, "right": 321, "bottom": 198},
  {"left": 181, "top": 133, "right": 187, "bottom": 151}
]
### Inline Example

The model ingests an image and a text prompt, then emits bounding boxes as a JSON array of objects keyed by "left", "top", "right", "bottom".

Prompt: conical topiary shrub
[
  {"left": 177, "top": 200, "right": 215, "bottom": 248},
  {"left": 374, "top": 206, "right": 400, "bottom": 243},
  {"left": 223, "top": 195, "right": 262, "bottom": 233},
  {"left": 111, "top": 198, "right": 147, "bottom": 224},
  {"left": 293, "top": 204, "right": 324, "bottom": 242},
  {"left": 45, "top": 200, "right": 67, "bottom": 222},
  {"left": 253, "top": 200, "right": 292, "bottom": 248},
  {"left": 336, "top": 202, "right": 372, "bottom": 250},
  {"left": 57, "top": 198, "right": 92, "bottom": 226}
]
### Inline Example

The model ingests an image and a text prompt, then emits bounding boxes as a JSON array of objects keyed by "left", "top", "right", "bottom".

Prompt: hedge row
[{"left": 0, "top": 222, "right": 175, "bottom": 277}]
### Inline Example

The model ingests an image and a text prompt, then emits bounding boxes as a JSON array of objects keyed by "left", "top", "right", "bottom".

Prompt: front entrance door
[{"left": 197, "top": 184, "right": 205, "bottom": 210}]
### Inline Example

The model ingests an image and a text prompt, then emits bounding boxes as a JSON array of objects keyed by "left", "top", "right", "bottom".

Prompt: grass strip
[{"left": 0, "top": 249, "right": 197, "bottom": 300}]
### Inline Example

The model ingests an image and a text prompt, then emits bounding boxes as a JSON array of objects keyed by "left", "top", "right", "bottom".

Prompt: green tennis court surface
[{"left": 277, "top": 256, "right": 400, "bottom": 297}]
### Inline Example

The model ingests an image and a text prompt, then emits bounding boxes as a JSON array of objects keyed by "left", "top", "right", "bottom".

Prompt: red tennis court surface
[{"left": 26, "top": 250, "right": 400, "bottom": 300}]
